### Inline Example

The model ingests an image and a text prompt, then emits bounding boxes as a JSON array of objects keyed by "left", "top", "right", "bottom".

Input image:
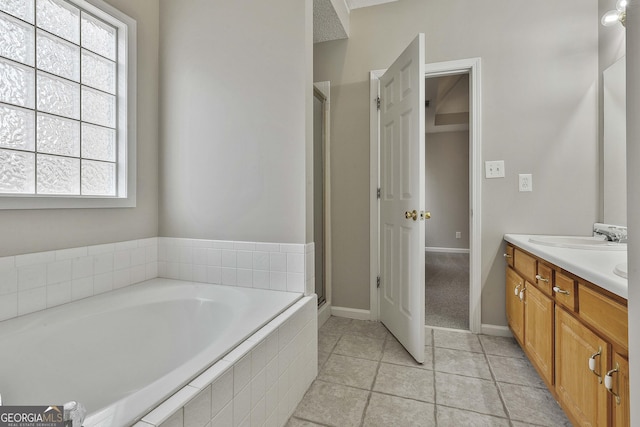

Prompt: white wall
[
  {"left": 0, "top": 0, "right": 159, "bottom": 257},
  {"left": 626, "top": 0, "right": 639, "bottom": 422},
  {"left": 425, "top": 131, "right": 469, "bottom": 249},
  {"left": 159, "top": 0, "right": 313, "bottom": 245},
  {"left": 314, "top": 0, "right": 599, "bottom": 320}
]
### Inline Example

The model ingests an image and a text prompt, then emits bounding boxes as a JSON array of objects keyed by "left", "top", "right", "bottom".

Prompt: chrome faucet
[
  {"left": 594, "top": 225, "right": 627, "bottom": 243},
  {"left": 63, "top": 401, "right": 86, "bottom": 427}
]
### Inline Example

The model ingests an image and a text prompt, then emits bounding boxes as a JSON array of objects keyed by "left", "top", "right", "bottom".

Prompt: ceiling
[
  {"left": 425, "top": 74, "right": 470, "bottom": 134},
  {"left": 314, "top": 0, "right": 398, "bottom": 44}
]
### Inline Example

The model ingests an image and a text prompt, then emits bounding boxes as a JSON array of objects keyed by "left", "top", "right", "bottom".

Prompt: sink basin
[
  {"left": 528, "top": 236, "right": 627, "bottom": 251},
  {"left": 614, "top": 263, "right": 628, "bottom": 279}
]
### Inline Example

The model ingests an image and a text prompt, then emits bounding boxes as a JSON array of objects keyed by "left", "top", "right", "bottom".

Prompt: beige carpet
[{"left": 425, "top": 252, "right": 470, "bottom": 330}]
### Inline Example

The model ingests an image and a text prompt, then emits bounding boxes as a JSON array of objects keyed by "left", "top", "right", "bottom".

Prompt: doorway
[
  {"left": 424, "top": 74, "right": 471, "bottom": 330},
  {"left": 369, "top": 57, "right": 482, "bottom": 334}
]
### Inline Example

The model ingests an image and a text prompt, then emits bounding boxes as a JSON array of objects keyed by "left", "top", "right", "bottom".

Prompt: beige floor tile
[
  {"left": 320, "top": 316, "right": 352, "bottom": 334},
  {"left": 435, "top": 372, "right": 506, "bottom": 417},
  {"left": 317, "top": 351, "right": 330, "bottom": 371},
  {"left": 333, "top": 334, "right": 385, "bottom": 361},
  {"left": 436, "top": 406, "right": 510, "bottom": 426},
  {"left": 382, "top": 338, "right": 433, "bottom": 369},
  {"left": 434, "top": 329, "right": 483, "bottom": 353},
  {"left": 318, "top": 329, "right": 341, "bottom": 354},
  {"left": 318, "top": 354, "right": 378, "bottom": 390},
  {"left": 373, "top": 362, "right": 435, "bottom": 402},
  {"left": 424, "top": 327, "right": 434, "bottom": 347},
  {"left": 343, "top": 319, "right": 390, "bottom": 339},
  {"left": 487, "top": 355, "right": 546, "bottom": 388},
  {"left": 479, "top": 334, "right": 526, "bottom": 358},
  {"left": 511, "top": 422, "right": 552, "bottom": 427},
  {"left": 293, "top": 380, "right": 368, "bottom": 427},
  {"left": 434, "top": 347, "right": 492, "bottom": 379},
  {"left": 362, "top": 392, "right": 435, "bottom": 427},
  {"left": 498, "top": 383, "right": 571, "bottom": 426},
  {"left": 285, "top": 417, "right": 325, "bottom": 426}
]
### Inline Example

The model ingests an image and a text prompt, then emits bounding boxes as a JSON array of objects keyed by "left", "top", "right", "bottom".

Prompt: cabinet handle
[
  {"left": 514, "top": 284, "right": 521, "bottom": 296},
  {"left": 553, "top": 286, "right": 570, "bottom": 295},
  {"left": 605, "top": 363, "right": 621, "bottom": 405},
  {"left": 535, "top": 274, "right": 549, "bottom": 283},
  {"left": 519, "top": 287, "right": 526, "bottom": 301},
  {"left": 588, "top": 347, "right": 603, "bottom": 384},
  {"left": 504, "top": 253, "right": 512, "bottom": 259}
]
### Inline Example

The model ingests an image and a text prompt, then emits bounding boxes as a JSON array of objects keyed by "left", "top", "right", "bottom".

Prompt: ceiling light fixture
[{"left": 602, "top": 0, "right": 627, "bottom": 27}]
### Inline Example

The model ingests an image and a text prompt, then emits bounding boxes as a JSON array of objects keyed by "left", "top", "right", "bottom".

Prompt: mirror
[{"left": 603, "top": 56, "right": 626, "bottom": 226}]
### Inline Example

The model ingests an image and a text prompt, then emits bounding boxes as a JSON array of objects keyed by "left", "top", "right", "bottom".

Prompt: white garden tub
[{"left": 0, "top": 278, "right": 302, "bottom": 426}]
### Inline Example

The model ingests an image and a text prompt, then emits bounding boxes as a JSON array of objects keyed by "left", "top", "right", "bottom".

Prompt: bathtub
[{"left": 0, "top": 278, "right": 317, "bottom": 426}]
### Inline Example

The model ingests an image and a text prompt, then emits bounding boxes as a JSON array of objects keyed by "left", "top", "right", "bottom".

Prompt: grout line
[
  {"left": 435, "top": 403, "right": 512, "bottom": 423},
  {"left": 357, "top": 331, "right": 389, "bottom": 427},
  {"left": 479, "top": 334, "right": 512, "bottom": 424},
  {"left": 431, "top": 328, "right": 438, "bottom": 426}
]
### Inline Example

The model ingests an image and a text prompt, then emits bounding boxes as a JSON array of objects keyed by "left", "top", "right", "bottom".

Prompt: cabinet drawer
[
  {"left": 554, "top": 272, "right": 577, "bottom": 312},
  {"left": 535, "top": 262, "right": 553, "bottom": 296},
  {"left": 505, "top": 245, "right": 514, "bottom": 267},
  {"left": 514, "top": 248, "right": 536, "bottom": 283},
  {"left": 579, "top": 284, "right": 628, "bottom": 352}
]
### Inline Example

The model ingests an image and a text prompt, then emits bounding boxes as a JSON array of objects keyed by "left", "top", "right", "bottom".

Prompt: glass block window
[{"left": 0, "top": 0, "right": 125, "bottom": 197}]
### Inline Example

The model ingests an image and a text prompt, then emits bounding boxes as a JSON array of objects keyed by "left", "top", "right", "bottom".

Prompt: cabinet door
[
  {"left": 556, "top": 306, "right": 609, "bottom": 427},
  {"left": 612, "top": 353, "right": 629, "bottom": 427},
  {"left": 506, "top": 267, "right": 524, "bottom": 344},
  {"left": 524, "top": 283, "right": 553, "bottom": 385}
]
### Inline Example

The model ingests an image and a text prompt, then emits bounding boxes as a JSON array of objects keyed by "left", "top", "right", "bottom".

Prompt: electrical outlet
[
  {"left": 456, "top": 232, "right": 461, "bottom": 239},
  {"left": 485, "top": 161, "right": 505, "bottom": 178},
  {"left": 519, "top": 174, "right": 533, "bottom": 192}
]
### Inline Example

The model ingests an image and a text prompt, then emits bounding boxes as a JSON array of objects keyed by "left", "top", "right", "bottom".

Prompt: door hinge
[
  {"left": 377, "top": 276, "right": 381, "bottom": 288},
  {"left": 377, "top": 188, "right": 381, "bottom": 199},
  {"left": 376, "top": 97, "right": 381, "bottom": 110}
]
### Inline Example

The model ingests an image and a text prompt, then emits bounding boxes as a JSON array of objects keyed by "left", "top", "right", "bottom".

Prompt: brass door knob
[
  {"left": 405, "top": 210, "right": 418, "bottom": 221},
  {"left": 423, "top": 211, "right": 431, "bottom": 220}
]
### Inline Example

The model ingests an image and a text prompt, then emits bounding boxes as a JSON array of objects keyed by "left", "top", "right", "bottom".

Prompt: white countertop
[{"left": 504, "top": 234, "right": 628, "bottom": 299}]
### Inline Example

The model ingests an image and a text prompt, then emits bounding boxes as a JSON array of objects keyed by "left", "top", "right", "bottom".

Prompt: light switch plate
[{"left": 485, "top": 160, "right": 505, "bottom": 178}]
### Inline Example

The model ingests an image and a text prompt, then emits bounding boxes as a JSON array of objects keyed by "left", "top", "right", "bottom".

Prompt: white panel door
[{"left": 379, "top": 34, "right": 426, "bottom": 363}]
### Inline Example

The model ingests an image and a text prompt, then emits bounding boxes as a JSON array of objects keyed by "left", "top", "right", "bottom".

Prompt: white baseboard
[
  {"left": 481, "top": 324, "right": 512, "bottom": 337},
  {"left": 317, "top": 302, "right": 331, "bottom": 328},
  {"left": 331, "top": 306, "right": 372, "bottom": 320},
  {"left": 425, "top": 247, "right": 470, "bottom": 254},
  {"left": 426, "top": 325, "right": 471, "bottom": 334}
]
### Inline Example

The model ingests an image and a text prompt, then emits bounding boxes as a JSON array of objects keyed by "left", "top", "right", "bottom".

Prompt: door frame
[
  {"left": 314, "top": 81, "right": 332, "bottom": 327},
  {"left": 369, "top": 57, "right": 482, "bottom": 333}
]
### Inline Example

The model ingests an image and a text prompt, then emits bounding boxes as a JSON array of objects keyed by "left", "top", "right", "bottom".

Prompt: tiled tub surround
[
  {"left": 157, "top": 238, "right": 315, "bottom": 295},
  {"left": 0, "top": 237, "right": 159, "bottom": 321},
  {"left": 136, "top": 295, "right": 317, "bottom": 427},
  {"left": 0, "top": 237, "right": 316, "bottom": 322}
]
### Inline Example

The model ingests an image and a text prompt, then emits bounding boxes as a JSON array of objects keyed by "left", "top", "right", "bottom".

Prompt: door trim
[
  {"left": 369, "top": 57, "right": 482, "bottom": 333},
  {"left": 314, "top": 81, "right": 332, "bottom": 310}
]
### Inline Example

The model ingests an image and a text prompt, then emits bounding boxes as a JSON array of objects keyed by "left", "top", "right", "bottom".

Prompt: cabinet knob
[
  {"left": 503, "top": 253, "right": 512, "bottom": 258},
  {"left": 553, "top": 286, "right": 570, "bottom": 295},
  {"left": 605, "top": 363, "right": 621, "bottom": 405},
  {"left": 588, "top": 347, "right": 603, "bottom": 384},
  {"left": 535, "top": 274, "right": 549, "bottom": 283}
]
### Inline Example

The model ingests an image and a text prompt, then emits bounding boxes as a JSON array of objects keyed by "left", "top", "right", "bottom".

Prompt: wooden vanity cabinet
[
  {"left": 506, "top": 260, "right": 554, "bottom": 386},
  {"left": 524, "top": 282, "right": 554, "bottom": 385},
  {"left": 555, "top": 305, "right": 609, "bottom": 426},
  {"left": 612, "top": 353, "right": 630, "bottom": 427},
  {"left": 505, "top": 243, "right": 630, "bottom": 427},
  {"left": 506, "top": 266, "right": 525, "bottom": 344}
]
